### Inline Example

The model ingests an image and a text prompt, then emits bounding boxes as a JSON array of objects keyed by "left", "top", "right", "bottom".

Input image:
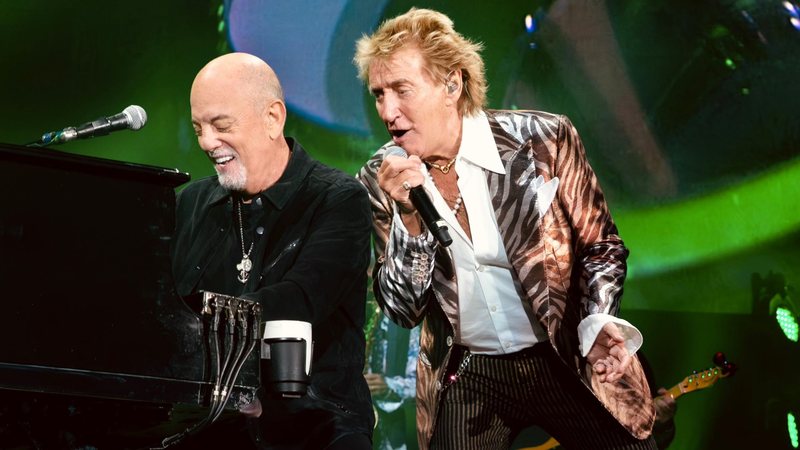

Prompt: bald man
[{"left": 171, "top": 52, "right": 374, "bottom": 449}]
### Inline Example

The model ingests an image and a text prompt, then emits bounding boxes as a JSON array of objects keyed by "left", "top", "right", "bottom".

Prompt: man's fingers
[
  {"left": 616, "top": 353, "right": 632, "bottom": 374},
  {"left": 605, "top": 359, "right": 623, "bottom": 382},
  {"left": 602, "top": 322, "right": 625, "bottom": 343},
  {"left": 608, "top": 342, "right": 629, "bottom": 360},
  {"left": 593, "top": 354, "right": 631, "bottom": 384},
  {"left": 606, "top": 331, "right": 624, "bottom": 347},
  {"left": 377, "top": 159, "right": 426, "bottom": 203},
  {"left": 593, "top": 362, "right": 606, "bottom": 374}
]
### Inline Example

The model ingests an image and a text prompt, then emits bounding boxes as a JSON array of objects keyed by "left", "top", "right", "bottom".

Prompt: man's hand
[
  {"left": 587, "top": 322, "right": 631, "bottom": 383},
  {"left": 653, "top": 387, "right": 678, "bottom": 424},
  {"left": 364, "top": 372, "right": 390, "bottom": 397},
  {"left": 377, "top": 154, "right": 426, "bottom": 235}
]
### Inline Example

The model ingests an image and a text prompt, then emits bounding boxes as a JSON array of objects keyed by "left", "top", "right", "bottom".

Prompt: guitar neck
[
  {"left": 666, "top": 383, "right": 685, "bottom": 400},
  {"left": 665, "top": 366, "right": 726, "bottom": 400}
]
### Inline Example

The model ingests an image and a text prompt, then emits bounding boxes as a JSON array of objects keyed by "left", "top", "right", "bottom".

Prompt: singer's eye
[{"left": 397, "top": 87, "right": 413, "bottom": 98}]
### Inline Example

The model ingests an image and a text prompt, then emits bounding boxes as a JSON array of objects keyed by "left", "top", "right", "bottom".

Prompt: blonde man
[{"left": 355, "top": 8, "right": 656, "bottom": 450}]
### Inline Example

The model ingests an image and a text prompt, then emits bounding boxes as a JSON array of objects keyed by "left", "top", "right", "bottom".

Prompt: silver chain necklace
[{"left": 235, "top": 199, "right": 255, "bottom": 284}]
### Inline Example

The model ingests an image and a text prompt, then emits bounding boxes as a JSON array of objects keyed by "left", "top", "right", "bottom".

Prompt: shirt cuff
[{"left": 577, "top": 314, "right": 643, "bottom": 357}]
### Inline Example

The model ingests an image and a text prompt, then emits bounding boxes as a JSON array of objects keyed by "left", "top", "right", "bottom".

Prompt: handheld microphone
[
  {"left": 385, "top": 145, "right": 453, "bottom": 247},
  {"left": 34, "top": 105, "right": 148, "bottom": 147}
]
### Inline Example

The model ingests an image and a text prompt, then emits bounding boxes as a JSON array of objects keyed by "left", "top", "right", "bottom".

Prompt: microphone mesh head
[
  {"left": 384, "top": 145, "right": 408, "bottom": 158},
  {"left": 124, "top": 105, "right": 148, "bottom": 130}
]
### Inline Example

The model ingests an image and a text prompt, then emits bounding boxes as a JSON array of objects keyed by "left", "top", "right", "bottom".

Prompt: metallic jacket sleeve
[
  {"left": 554, "top": 115, "right": 630, "bottom": 319},
  {"left": 357, "top": 151, "right": 437, "bottom": 329}
]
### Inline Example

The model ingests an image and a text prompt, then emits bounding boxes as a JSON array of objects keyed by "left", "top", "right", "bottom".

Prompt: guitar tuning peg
[
  {"left": 713, "top": 352, "right": 727, "bottom": 365},
  {"left": 722, "top": 362, "right": 738, "bottom": 376}
]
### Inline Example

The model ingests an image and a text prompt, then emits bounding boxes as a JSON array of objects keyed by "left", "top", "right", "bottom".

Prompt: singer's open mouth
[{"left": 390, "top": 129, "right": 408, "bottom": 138}]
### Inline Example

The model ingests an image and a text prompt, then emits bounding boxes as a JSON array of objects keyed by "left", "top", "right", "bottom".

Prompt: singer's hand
[
  {"left": 587, "top": 322, "right": 631, "bottom": 383},
  {"left": 378, "top": 154, "right": 426, "bottom": 235}
]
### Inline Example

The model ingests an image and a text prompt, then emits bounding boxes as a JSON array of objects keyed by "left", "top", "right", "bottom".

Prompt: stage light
[
  {"left": 784, "top": 1, "right": 800, "bottom": 30},
  {"left": 772, "top": 301, "right": 799, "bottom": 342},
  {"left": 789, "top": 412, "right": 799, "bottom": 448},
  {"left": 784, "top": 1, "right": 799, "bottom": 17},
  {"left": 768, "top": 291, "right": 799, "bottom": 343},
  {"left": 215, "top": 1, "right": 229, "bottom": 54},
  {"left": 524, "top": 14, "right": 537, "bottom": 33},
  {"left": 753, "top": 272, "right": 799, "bottom": 343}
]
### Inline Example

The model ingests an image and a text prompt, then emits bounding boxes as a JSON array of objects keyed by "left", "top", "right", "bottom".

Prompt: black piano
[{"left": 0, "top": 142, "right": 261, "bottom": 449}]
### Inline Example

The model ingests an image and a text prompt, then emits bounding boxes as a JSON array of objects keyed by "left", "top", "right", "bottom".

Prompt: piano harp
[{"left": 0, "top": 142, "right": 260, "bottom": 448}]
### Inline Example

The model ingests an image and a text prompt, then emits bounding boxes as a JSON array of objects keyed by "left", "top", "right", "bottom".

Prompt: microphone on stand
[
  {"left": 385, "top": 145, "right": 453, "bottom": 247},
  {"left": 29, "top": 105, "right": 148, "bottom": 147}
]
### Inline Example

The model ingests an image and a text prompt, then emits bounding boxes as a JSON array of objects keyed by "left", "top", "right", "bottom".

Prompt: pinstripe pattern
[
  {"left": 357, "top": 110, "right": 655, "bottom": 450},
  {"left": 430, "top": 345, "right": 657, "bottom": 450}
]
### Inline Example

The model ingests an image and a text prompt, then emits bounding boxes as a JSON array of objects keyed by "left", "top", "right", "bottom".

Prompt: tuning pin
[{"left": 713, "top": 352, "right": 726, "bottom": 365}]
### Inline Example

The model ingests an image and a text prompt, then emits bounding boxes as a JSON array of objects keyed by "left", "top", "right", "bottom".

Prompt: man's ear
[
  {"left": 265, "top": 99, "right": 286, "bottom": 140},
  {"left": 444, "top": 68, "right": 463, "bottom": 107}
]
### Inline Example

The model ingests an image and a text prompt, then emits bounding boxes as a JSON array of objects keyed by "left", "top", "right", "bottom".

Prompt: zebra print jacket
[{"left": 357, "top": 110, "right": 655, "bottom": 449}]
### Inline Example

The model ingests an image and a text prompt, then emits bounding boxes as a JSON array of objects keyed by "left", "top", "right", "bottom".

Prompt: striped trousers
[{"left": 429, "top": 343, "right": 657, "bottom": 450}]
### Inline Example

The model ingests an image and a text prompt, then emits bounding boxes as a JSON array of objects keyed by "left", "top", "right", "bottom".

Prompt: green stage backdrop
[{"left": 1, "top": 1, "right": 798, "bottom": 449}]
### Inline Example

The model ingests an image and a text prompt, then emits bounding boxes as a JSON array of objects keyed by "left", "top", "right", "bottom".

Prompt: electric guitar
[{"left": 518, "top": 352, "right": 737, "bottom": 450}]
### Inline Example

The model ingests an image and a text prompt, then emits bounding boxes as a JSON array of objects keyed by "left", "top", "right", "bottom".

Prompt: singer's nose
[{"left": 378, "top": 94, "right": 401, "bottom": 126}]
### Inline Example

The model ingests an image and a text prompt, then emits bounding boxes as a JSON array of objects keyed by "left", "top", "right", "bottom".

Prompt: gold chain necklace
[{"left": 426, "top": 156, "right": 457, "bottom": 174}]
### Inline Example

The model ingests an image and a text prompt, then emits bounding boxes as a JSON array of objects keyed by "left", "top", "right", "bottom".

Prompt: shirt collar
[
  {"left": 261, "top": 137, "right": 313, "bottom": 210},
  {"left": 458, "top": 111, "right": 504, "bottom": 175}
]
